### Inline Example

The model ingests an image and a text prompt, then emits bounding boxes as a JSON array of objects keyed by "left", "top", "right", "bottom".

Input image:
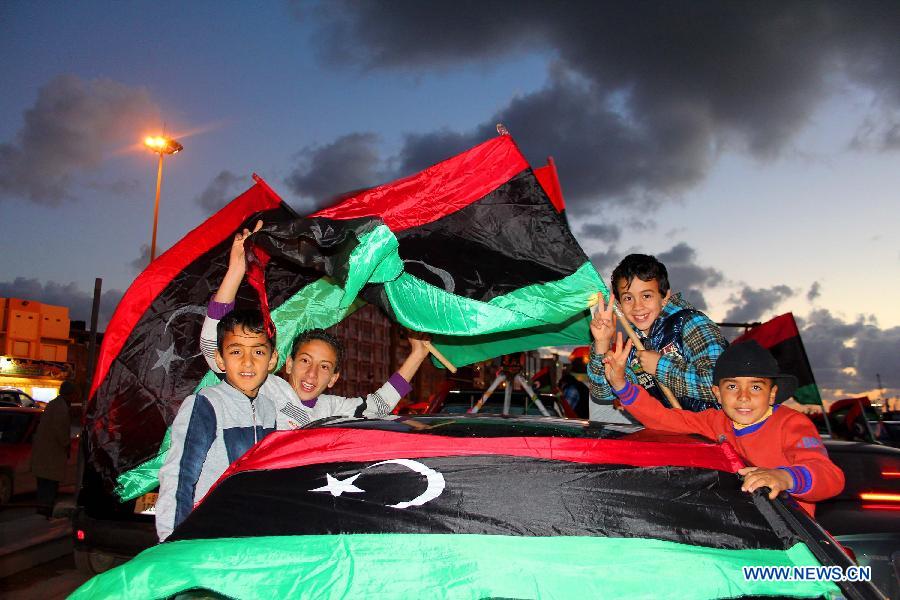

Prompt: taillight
[
  {"left": 836, "top": 542, "right": 858, "bottom": 563},
  {"left": 76, "top": 529, "right": 85, "bottom": 541},
  {"left": 881, "top": 470, "right": 900, "bottom": 478},
  {"left": 859, "top": 492, "right": 900, "bottom": 502}
]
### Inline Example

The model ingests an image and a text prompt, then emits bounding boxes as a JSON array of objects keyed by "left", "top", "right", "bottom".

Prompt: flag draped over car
[
  {"left": 87, "top": 133, "right": 606, "bottom": 498},
  {"left": 70, "top": 426, "right": 842, "bottom": 600},
  {"left": 733, "top": 313, "right": 823, "bottom": 406}
]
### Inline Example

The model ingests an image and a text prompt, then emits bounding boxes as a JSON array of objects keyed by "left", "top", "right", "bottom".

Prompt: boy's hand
[
  {"left": 228, "top": 220, "right": 263, "bottom": 274},
  {"left": 637, "top": 350, "right": 661, "bottom": 376},
  {"left": 406, "top": 330, "right": 432, "bottom": 358},
  {"left": 602, "top": 332, "right": 633, "bottom": 390},
  {"left": 738, "top": 466, "right": 794, "bottom": 500},
  {"left": 590, "top": 292, "right": 616, "bottom": 353}
]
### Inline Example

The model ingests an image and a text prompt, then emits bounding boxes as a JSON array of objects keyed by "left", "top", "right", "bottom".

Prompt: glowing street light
[{"left": 143, "top": 135, "right": 183, "bottom": 262}]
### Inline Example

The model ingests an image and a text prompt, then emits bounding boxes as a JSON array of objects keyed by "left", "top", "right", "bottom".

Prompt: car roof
[{"left": 0, "top": 406, "right": 43, "bottom": 415}]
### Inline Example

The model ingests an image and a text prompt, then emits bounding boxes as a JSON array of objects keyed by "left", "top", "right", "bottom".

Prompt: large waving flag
[
  {"left": 91, "top": 133, "right": 606, "bottom": 497},
  {"left": 244, "top": 134, "right": 603, "bottom": 369},
  {"left": 85, "top": 178, "right": 302, "bottom": 491},
  {"left": 71, "top": 423, "right": 842, "bottom": 599}
]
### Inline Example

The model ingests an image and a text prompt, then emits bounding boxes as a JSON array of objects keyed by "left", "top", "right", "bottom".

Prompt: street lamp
[{"left": 143, "top": 135, "right": 183, "bottom": 262}]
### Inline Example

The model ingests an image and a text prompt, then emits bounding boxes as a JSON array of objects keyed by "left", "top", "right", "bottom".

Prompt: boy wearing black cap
[{"left": 603, "top": 336, "right": 844, "bottom": 516}]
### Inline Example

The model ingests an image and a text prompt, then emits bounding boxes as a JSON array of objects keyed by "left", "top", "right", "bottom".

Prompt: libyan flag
[
  {"left": 91, "top": 133, "right": 607, "bottom": 499},
  {"left": 242, "top": 133, "right": 602, "bottom": 370},
  {"left": 71, "top": 426, "right": 841, "bottom": 599},
  {"left": 732, "top": 313, "right": 823, "bottom": 406}
]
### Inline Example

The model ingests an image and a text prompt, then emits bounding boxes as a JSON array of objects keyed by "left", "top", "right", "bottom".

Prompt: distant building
[
  {"left": 0, "top": 297, "right": 74, "bottom": 401},
  {"left": 328, "top": 304, "right": 448, "bottom": 402}
]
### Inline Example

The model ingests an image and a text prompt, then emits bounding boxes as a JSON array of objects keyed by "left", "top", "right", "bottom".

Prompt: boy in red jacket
[{"left": 602, "top": 334, "right": 844, "bottom": 516}]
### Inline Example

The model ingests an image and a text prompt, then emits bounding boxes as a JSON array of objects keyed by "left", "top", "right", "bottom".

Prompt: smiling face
[
  {"left": 285, "top": 339, "right": 341, "bottom": 401},
  {"left": 215, "top": 326, "right": 277, "bottom": 398},
  {"left": 713, "top": 377, "right": 778, "bottom": 426},
  {"left": 614, "top": 277, "right": 671, "bottom": 334}
]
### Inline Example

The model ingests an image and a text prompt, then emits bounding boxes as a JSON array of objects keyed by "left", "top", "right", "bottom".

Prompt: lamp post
[{"left": 143, "top": 135, "right": 183, "bottom": 262}]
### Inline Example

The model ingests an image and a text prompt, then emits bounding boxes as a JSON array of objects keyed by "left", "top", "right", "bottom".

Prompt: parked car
[
  {"left": 818, "top": 439, "right": 900, "bottom": 599},
  {"left": 71, "top": 415, "right": 883, "bottom": 599},
  {"left": 72, "top": 441, "right": 158, "bottom": 574},
  {"left": 0, "top": 387, "right": 36, "bottom": 408},
  {"left": 0, "top": 405, "right": 78, "bottom": 504}
]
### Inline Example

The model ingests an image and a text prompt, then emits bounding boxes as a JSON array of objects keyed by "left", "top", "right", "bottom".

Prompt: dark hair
[
  {"left": 216, "top": 309, "right": 275, "bottom": 352},
  {"left": 290, "top": 328, "right": 344, "bottom": 374},
  {"left": 610, "top": 253, "right": 670, "bottom": 300},
  {"left": 59, "top": 381, "right": 77, "bottom": 397}
]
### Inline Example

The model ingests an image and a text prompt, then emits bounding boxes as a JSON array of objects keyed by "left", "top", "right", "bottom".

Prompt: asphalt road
[{"left": 0, "top": 553, "right": 89, "bottom": 599}]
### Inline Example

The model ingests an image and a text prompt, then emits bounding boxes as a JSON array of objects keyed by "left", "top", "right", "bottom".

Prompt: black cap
[{"left": 712, "top": 341, "right": 798, "bottom": 403}]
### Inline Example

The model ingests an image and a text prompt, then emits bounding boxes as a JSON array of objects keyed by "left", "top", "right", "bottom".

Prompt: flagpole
[
  {"left": 423, "top": 341, "right": 457, "bottom": 374},
  {"left": 609, "top": 302, "right": 683, "bottom": 410}
]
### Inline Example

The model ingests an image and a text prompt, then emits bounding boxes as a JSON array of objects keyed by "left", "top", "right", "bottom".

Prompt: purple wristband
[
  {"left": 207, "top": 298, "right": 235, "bottom": 320},
  {"left": 388, "top": 372, "right": 412, "bottom": 398}
]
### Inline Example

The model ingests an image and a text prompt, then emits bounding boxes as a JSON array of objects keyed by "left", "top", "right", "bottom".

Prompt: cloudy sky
[{"left": 2, "top": 1, "right": 898, "bottom": 401}]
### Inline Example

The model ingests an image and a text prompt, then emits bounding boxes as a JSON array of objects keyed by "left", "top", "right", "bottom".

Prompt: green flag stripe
[
  {"left": 793, "top": 383, "right": 823, "bottom": 406},
  {"left": 388, "top": 261, "right": 606, "bottom": 366},
  {"left": 71, "top": 535, "right": 838, "bottom": 600}
]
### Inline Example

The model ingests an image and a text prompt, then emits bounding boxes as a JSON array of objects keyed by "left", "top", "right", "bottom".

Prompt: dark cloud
[
  {"left": 195, "top": 170, "right": 246, "bottom": 213},
  {"left": 0, "top": 75, "right": 160, "bottom": 205},
  {"left": 580, "top": 223, "right": 621, "bottom": 243},
  {"left": 304, "top": 1, "right": 900, "bottom": 207},
  {"left": 656, "top": 243, "right": 725, "bottom": 310},
  {"left": 589, "top": 248, "right": 620, "bottom": 284},
  {"left": 807, "top": 282, "right": 821, "bottom": 302},
  {"left": 723, "top": 285, "right": 794, "bottom": 322},
  {"left": 285, "top": 133, "right": 384, "bottom": 205},
  {"left": 129, "top": 245, "right": 152, "bottom": 273},
  {"left": 800, "top": 309, "right": 900, "bottom": 398},
  {"left": 0, "top": 277, "right": 123, "bottom": 329}
]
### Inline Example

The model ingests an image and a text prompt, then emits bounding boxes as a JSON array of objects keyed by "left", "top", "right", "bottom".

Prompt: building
[
  {"left": 0, "top": 297, "right": 75, "bottom": 401},
  {"left": 328, "top": 304, "right": 448, "bottom": 403}
]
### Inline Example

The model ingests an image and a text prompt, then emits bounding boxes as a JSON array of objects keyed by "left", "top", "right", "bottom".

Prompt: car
[
  {"left": 0, "top": 405, "right": 78, "bottom": 504},
  {"left": 817, "top": 439, "right": 900, "bottom": 599},
  {"left": 0, "top": 387, "right": 36, "bottom": 408},
  {"left": 71, "top": 441, "right": 158, "bottom": 574},
  {"left": 428, "top": 387, "right": 569, "bottom": 416},
  {"left": 70, "top": 415, "right": 884, "bottom": 599}
]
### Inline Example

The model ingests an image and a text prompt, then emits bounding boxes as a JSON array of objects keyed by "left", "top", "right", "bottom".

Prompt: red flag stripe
[
  {"left": 89, "top": 179, "right": 283, "bottom": 400},
  {"left": 534, "top": 156, "right": 565, "bottom": 213},
  {"left": 205, "top": 428, "right": 747, "bottom": 501},
  {"left": 734, "top": 313, "right": 800, "bottom": 349},
  {"left": 310, "top": 135, "right": 529, "bottom": 231}
]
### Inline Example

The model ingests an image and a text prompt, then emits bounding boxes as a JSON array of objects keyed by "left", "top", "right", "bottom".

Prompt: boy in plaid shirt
[{"left": 587, "top": 254, "right": 727, "bottom": 418}]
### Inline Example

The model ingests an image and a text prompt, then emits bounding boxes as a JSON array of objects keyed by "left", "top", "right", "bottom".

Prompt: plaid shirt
[{"left": 588, "top": 293, "right": 726, "bottom": 415}]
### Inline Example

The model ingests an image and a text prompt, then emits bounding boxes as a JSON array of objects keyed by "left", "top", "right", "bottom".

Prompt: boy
[
  {"left": 275, "top": 327, "right": 429, "bottom": 428},
  {"left": 588, "top": 254, "right": 727, "bottom": 418},
  {"left": 156, "top": 309, "right": 296, "bottom": 541},
  {"left": 603, "top": 335, "right": 844, "bottom": 516},
  {"left": 199, "top": 222, "right": 430, "bottom": 428}
]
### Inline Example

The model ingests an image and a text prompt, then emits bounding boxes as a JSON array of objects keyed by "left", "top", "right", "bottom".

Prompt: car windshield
[{"left": 0, "top": 412, "right": 34, "bottom": 443}]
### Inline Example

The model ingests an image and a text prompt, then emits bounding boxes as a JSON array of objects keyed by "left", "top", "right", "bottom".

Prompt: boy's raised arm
[
  {"left": 200, "top": 222, "right": 263, "bottom": 372},
  {"left": 605, "top": 333, "right": 721, "bottom": 438}
]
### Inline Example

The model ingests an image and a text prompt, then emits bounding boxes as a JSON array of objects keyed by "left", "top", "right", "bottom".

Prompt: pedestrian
[{"left": 30, "top": 380, "right": 76, "bottom": 518}]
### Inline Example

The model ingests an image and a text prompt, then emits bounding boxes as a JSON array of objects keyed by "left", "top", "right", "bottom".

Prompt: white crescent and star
[
  {"left": 151, "top": 304, "right": 207, "bottom": 374},
  {"left": 310, "top": 458, "right": 446, "bottom": 509}
]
